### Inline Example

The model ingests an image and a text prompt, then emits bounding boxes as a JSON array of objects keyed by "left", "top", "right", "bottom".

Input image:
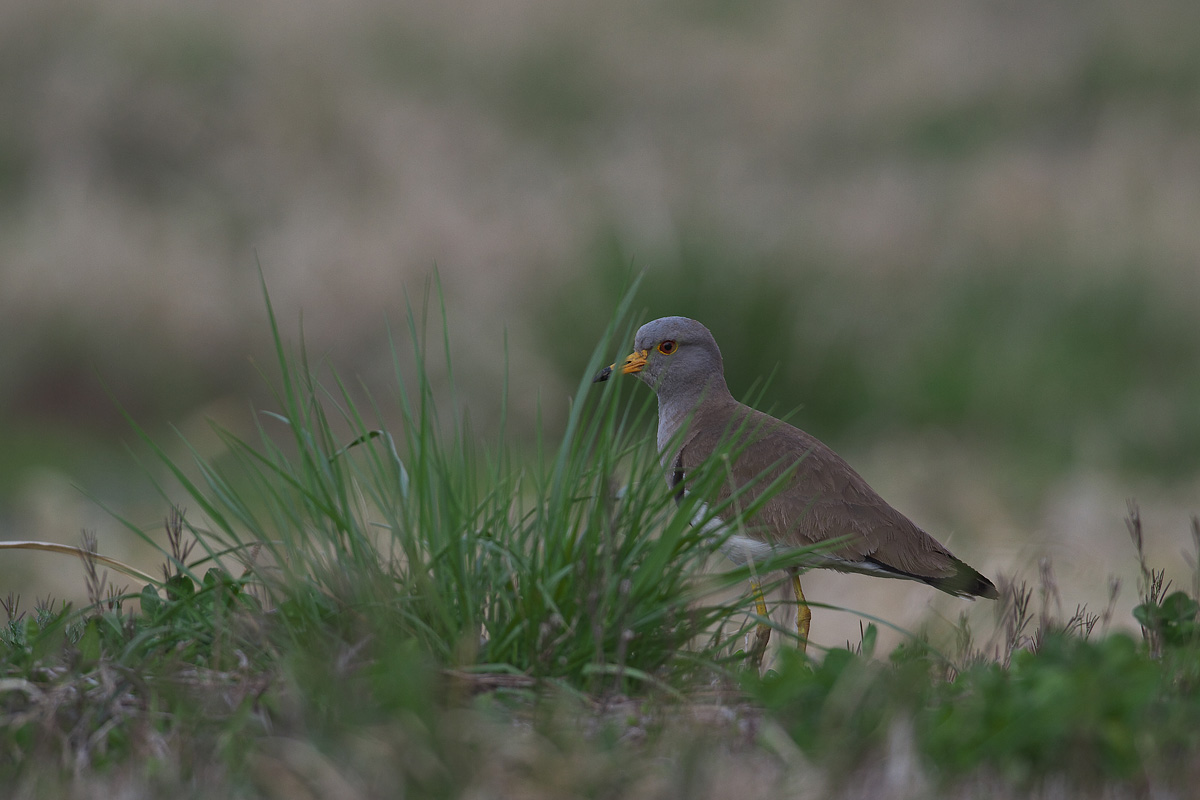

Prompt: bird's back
[{"left": 674, "top": 400, "right": 997, "bottom": 597}]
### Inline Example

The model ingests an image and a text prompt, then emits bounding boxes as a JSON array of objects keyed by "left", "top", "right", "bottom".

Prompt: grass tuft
[{"left": 6, "top": 282, "right": 1200, "bottom": 797}]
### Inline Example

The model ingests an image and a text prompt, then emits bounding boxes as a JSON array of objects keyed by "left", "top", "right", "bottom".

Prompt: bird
[{"left": 593, "top": 316, "right": 997, "bottom": 660}]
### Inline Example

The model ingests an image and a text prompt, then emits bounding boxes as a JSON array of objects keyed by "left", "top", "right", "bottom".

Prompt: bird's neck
[{"left": 655, "top": 376, "right": 734, "bottom": 452}]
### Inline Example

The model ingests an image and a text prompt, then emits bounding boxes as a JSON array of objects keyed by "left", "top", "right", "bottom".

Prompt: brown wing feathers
[{"left": 679, "top": 404, "right": 998, "bottom": 599}]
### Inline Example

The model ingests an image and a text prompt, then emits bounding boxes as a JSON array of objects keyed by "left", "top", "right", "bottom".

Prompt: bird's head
[{"left": 593, "top": 316, "right": 727, "bottom": 401}]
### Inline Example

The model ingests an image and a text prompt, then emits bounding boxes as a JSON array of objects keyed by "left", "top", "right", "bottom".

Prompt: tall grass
[
  {"left": 117, "top": 277, "right": 815, "bottom": 693},
  {"left": 8, "top": 281, "right": 1200, "bottom": 798}
]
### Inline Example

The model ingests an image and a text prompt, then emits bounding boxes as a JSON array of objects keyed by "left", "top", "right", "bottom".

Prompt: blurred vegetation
[
  {"left": 752, "top": 626, "right": 1200, "bottom": 791},
  {"left": 3, "top": 1, "right": 1200, "bottom": 492},
  {"left": 4, "top": 2, "right": 1200, "bottom": 792},
  {"left": 537, "top": 239, "right": 1200, "bottom": 480},
  {"left": 3, "top": 294, "right": 1200, "bottom": 798}
]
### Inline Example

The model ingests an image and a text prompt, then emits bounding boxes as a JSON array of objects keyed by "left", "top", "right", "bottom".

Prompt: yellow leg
[
  {"left": 749, "top": 581, "right": 771, "bottom": 666},
  {"left": 792, "top": 571, "right": 811, "bottom": 654}
]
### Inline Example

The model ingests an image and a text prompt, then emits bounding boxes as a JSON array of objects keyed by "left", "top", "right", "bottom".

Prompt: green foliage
[
  {"left": 928, "top": 634, "right": 1160, "bottom": 782},
  {"left": 749, "top": 625, "right": 1200, "bottom": 790},
  {"left": 1133, "top": 590, "right": 1200, "bottom": 649},
  {"left": 115, "top": 276, "right": 778, "bottom": 694},
  {"left": 7, "top": 280, "right": 1200, "bottom": 797},
  {"left": 752, "top": 644, "right": 918, "bottom": 774},
  {"left": 0, "top": 568, "right": 260, "bottom": 677},
  {"left": 537, "top": 254, "right": 1200, "bottom": 478},
  {"left": 0, "top": 572, "right": 270, "bottom": 779},
  {"left": 0, "top": 599, "right": 72, "bottom": 673}
]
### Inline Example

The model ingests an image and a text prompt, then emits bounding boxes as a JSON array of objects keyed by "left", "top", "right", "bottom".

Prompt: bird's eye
[{"left": 657, "top": 340, "right": 677, "bottom": 355}]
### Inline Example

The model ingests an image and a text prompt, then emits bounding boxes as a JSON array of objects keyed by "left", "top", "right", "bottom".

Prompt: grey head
[
  {"left": 594, "top": 316, "right": 734, "bottom": 448},
  {"left": 630, "top": 316, "right": 728, "bottom": 397}
]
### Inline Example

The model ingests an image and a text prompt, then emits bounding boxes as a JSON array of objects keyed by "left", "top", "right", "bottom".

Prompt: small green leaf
[
  {"left": 203, "top": 567, "right": 235, "bottom": 590},
  {"left": 77, "top": 618, "right": 102, "bottom": 663},
  {"left": 1132, "top": 602, "right": 1158, "bottom": 628},
  {"left": 140, "top": 584, "right": 162, "bottom": 617},
  {"left": 860, "top": 623, "right": 878, "bottom": 658},
  {"left": 1160, "top": 591, "right": 1199, "bottom": 622},
  {"left": 165, "top": 574, "right": 195, "bottom": 601}
]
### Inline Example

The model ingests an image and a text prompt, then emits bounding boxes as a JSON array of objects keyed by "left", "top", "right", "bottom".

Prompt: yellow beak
[
  {"left": 619, "top": 349, "right": 649, "bottom": 374},
  {"left": 592, "top": 349, "right": 648, "bottom": 383}
]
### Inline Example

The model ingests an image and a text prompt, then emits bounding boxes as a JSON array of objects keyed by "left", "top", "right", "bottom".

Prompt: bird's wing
[{"left": 677, "top": 405, "right": 965, "bottom": 582}]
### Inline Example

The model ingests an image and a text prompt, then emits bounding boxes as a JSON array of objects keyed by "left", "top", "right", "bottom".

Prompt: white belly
[
  {"left": 718, "top": 533, "right": 779, "bottom": 565},
  {"left": 690, "top": 497, "right": 911, "bottom": 579},
  {"left": 689, "top": 500, "right": 779, "bottom": 565}
]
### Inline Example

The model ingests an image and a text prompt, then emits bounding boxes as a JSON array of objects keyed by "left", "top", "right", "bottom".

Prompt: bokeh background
[{"left": 3, "top": 0, "right": 1199, "bottom": 650}]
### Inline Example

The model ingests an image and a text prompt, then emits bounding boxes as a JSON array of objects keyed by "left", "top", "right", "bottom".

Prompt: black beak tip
[{"left": 593, "top": 365, "right": 613, "bottom": 383}]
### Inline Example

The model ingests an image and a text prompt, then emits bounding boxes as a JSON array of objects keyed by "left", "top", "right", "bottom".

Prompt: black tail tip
[
  {"left": 940, "top": 565, "right": 999, "bottom": 599},
  {"left": 976, "top": 576, "right": 1000, "bottom": 600}
]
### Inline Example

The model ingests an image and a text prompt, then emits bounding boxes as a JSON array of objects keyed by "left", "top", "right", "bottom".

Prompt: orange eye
[{"left": 657, "top": 340, "right": 677, "bottom": 355}]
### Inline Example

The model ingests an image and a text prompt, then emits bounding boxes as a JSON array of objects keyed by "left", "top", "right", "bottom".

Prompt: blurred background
[{"left": 2, "top": 0, "right": 1199, "bottom": 650}]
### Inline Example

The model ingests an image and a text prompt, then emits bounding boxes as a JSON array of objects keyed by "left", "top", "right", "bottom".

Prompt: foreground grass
[{"left": 3, "top": 288, "right": 1200, "bottom": 798}]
